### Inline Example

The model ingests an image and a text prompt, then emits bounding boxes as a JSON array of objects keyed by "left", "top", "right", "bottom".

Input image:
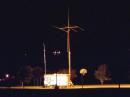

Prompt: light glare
[{"left": 44, "top": 74, "right": 69, "bottom": 86}]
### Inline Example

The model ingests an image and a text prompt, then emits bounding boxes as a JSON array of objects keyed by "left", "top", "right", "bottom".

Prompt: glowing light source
[
  {"left": 53, "top": 50, "right": 61, "bottom": 56},
  {"left": 5, "top": 74, "right": 10, "bottom": 78},
  {"left": 44, "top": 74, "right": 69, "bottom": 86},
  {"left": 80, "top": 68, "right": 87, "bottom": 76}
]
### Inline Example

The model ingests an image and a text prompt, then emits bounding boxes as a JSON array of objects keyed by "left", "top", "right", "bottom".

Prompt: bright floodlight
[{"left": 44, "top": 74, "right": 69, "bottom": 86}]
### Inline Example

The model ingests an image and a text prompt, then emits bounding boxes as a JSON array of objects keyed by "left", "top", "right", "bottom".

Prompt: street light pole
[{"left": 43, "top": 42, "right": 47, "bottom": 75}]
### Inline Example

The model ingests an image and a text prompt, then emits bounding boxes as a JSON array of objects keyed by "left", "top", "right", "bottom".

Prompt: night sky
[{"left": 0, "top": 0, "right": 130, "bottom": 82}]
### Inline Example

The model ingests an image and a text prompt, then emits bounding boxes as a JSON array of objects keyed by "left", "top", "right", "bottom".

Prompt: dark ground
[{"left": 0, "top": 89, "right": 130, "bottom": 97}]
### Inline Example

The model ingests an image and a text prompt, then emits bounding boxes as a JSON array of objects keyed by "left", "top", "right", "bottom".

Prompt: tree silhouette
[
  {"left": 17, "top": 65, "right": 33, "bottom": 85},
  {"left": 32, "top": 66, "right": 43, "bottom": 86},
  {"left": 94, "top": 64, "right": 111, "bottom": 84}
]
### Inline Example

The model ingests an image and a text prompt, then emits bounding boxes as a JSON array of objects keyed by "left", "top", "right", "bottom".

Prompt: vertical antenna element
[{"left": 68, "top": 8, "right": 70, "bottom": 27}]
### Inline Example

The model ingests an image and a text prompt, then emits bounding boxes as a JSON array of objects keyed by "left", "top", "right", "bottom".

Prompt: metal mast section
[
  {"left": 55, "top": 9, "right": 84, "bottom": 86},
  {"left": 43, "top": 42, "right": 47, "bottom": 75}
]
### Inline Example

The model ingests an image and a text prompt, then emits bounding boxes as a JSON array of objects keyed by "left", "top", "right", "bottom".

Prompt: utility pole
[{"left": 55, "top": 9, "right": 84, "bottom": 86}]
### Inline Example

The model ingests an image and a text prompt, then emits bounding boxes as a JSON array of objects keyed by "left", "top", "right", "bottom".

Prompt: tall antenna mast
[{"left": 55, "top": 8, "right": 84, "bottom": 86}]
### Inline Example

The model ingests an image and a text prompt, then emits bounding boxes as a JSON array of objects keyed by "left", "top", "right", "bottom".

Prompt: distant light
[
  {"left": 53, "top": 50, "right": 61, "bottom": 55},
  {"left": 5, "top": 74, "right": 10, "bottom": 78},
  {"left": 80, "top": 68, "right": 87, "bottom": 76}
]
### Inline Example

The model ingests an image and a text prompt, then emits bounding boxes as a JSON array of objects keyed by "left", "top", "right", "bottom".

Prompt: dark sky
[{"left": 0, "top": 0, "right": 130, "bottom": 80}]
